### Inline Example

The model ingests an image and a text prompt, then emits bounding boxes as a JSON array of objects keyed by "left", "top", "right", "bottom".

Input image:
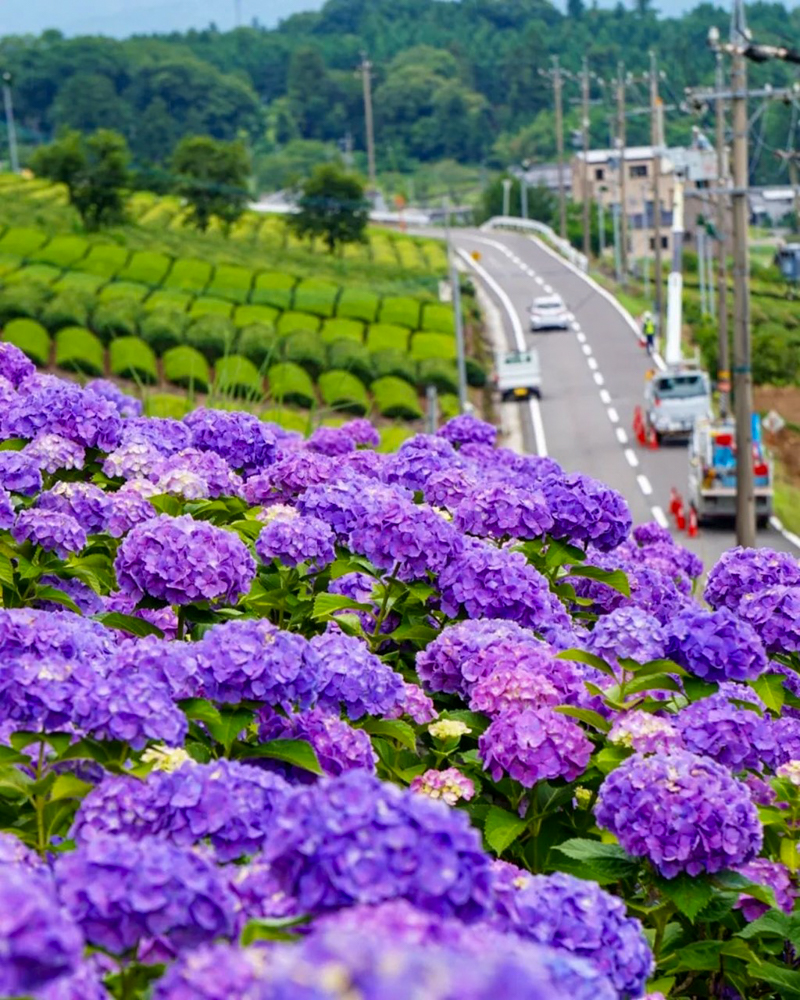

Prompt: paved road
[{"left": 453, "top": 227, "right": 799, "bottom": 566}]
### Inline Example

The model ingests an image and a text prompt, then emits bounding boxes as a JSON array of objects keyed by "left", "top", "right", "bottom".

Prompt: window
[
  {"left": 630, "top": 164, "right": 648, "bottom": 178},
  {"left": 595, "top": 168, "right": 605, "bottom": 181},
  {"left": 654, "top": 374, "right": 707, "bottom": 400},
  {"left": 661, "top": 236, "right": 668, "bottom": 249}
]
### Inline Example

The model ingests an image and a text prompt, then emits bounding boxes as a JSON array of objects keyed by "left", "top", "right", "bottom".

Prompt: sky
[{"left": 0, "top": 0, "right": 327, "bottom": 37}]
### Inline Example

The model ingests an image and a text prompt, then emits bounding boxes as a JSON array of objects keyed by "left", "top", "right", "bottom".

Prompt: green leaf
[
  {"left": 311, "top": 592, "right": 373, "bottom": 620},
  {"left": 359, "top": 719, "right": 418, "bottom": 753},
  {"left": 623, "top": 672, "right": 683, "bottom": 696},
  {"left": 619, "top": 657, "right": 687, "bottom": 679},
  {"left": 179, "top": 698, "right": 223, "bottom": 728},
  {"left": 149, "top": 494, "right": 183, "bottom": 517},
  {"left": 737, "top": 910, "right": 793, "bottom": 940},
  {"left": 386, "top": 621, "right": 439, "bottom": 643},
  {"left": 49, "top": 774, "right": 93, "bottom": 802},
  {"left": 484, "top": 805, "right": 528, "bottom": 854},
  {"left": 94, "top": 612, "right": 164, "bottom": 639},
  {"left": 240, "top": 915, "right": 311, "bottom": 945},
  {"left": 243, "top": 738, "right": 322, "bottom": 775},
  {"left": 32, "top": 584, "right": 81, "bottom": 615},
  {"left": 205, "top": 708, "right": 255, "bottom": 751},
  {"left": 554, "top": 838, "right": 640, "bottom": 884},
  {"left": 229, "top": 519, "right": 264, "bottom": 541},
  {"left": 683, "top": 677, "right": 719, "bottom": 702},
  {"left": 656, "top": 873, "right": 714, "bottom": 920},
  {"left": 556, "top": 648, "right": 616, "bottom": 677},
  {"left": 753, "top": 673, "right": 786, "bottom": 713},
  {"left": 553, "top": 705, "right": 610, "bottom": 732},
  {"left": 593, "top": 745, "right": 631, "bottom": 774},
  {"left": 440, "top": 710, "right": 490, "bottom": 737},
  {"left": 0, "top": 553, "right": 14, "bottom": 588},
  {"left": 0, "top": 438, "right": 26, "bottom": 451},
  {"left": 568, "top": 564, "right": 630, "bottom": 597},
  {"left": 663, "top": 940, "right": 726, "bottom": 973},
  {"left": 646, "top": 978, "right": 676, "bottom": 997},
  {"left": 747, "top": 960, "right": 800, "bottom": 998},
  {"left": 545, "top": 537, "right": 586, "bottom": 570}
]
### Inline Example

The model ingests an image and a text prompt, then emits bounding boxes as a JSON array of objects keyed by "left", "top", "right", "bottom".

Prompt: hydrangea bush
[{"left": 0, "top": 352, "right": 799, "bottom": 999}]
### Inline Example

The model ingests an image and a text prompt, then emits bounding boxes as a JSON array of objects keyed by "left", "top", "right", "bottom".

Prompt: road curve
[{"left": 452, "top": 227, "right": 799, "bottom": 566}]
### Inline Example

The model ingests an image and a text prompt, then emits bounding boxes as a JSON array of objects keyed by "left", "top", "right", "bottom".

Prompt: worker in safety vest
[{"left": 642, "top": 311, "right": 655, "bottom": 355}]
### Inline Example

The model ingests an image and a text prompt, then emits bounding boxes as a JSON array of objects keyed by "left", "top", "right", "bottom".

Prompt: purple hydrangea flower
[
  {"left": 71, "top": 760, "right": 290, "bottom": 861},
  {"left": 438, "top": 537, "right": 569, "bottom": 633},
  {"left": 103, "top": 593, "right": 180, "bottom": 641},
  {"left": 102, "top": 439, "right": 163, "bottom": 480},
  {"left": 328, "top": 571, "right": 399, "bottom": 636},
  {"left": 490, "top": 864, "right": 653, "bottom": 998},
  {"left": 608, "top": 711, "right": 683, "bottom": 755},
  {"left": 0, "top": 342, "right": 35, "bottom": 387},
  {"left": 36, "top": 960, "right": 113, "bottom": 1000},
  {"left": 36, "top": 575, "right": 105, "bottom": 615},
  {"left": 411, "top": 767, "right": 475, "bottom": 805},
  {"left": 306, "top": 424, "right": 356, "bottom": 456},
  {"left": 120, "top": 416, "right": 192, "bottom": 455},
  {"left": 24, "top": 433, "right": 85, "bottom": 474},
  {"left": 257, "top": 706, "right": 376, "bottom": 778},
  {"left": 595, "top": 750, "right": 763, "bottom": 877},
  {"left": 665, "top": 606, "right": 768, "bottom": 682},
  {"left": 342, "top": 417, "right": 380, "bottom": 448},
  {"left": 0, "top": 831, "right": 43, "bottom": 870},
  {"left": 311, "top": 624, "right": 406, "bottom": 719},
  {"left": 385, "top": 434, "right": 462, "bottom": 493},
  {"left": 37, "top": 481, "right": 111, "bottom": 534},
  {"left": 676, "top": 693, "right": 775, "bottom": 772},
  {"left": 244, "top": 451, "right": 339, "bottom": 506},
  {"left": 13, "top": 509, "right": 87, "bottom": 557},
  {"left": 114, "top": 514, "right": 256, "bottom": 606},
  {"left": 297, "top": 476, "right": 403, "bottom": 539},
  {"left": 454, "top": 483, "right": 554, "bottom": 540},
  {"left": 184, "top": 408, "right": 277, "bottom": 476},
  {"left": 0, "top": 449, "right": 42, "bottom": 495},
  {"left": 261, "top": 770, "right": 493, "bottom": 920},
  {"left": 55, "top": 834, "right": 236, "bottom": 954},
  {"left": 149, "top": 942, "right": 277, "bottom": 1000},
  {"left": 195, "top": 618, "right": 323, "bottom": 708},
  {"left": 0, "top": 606, "right": 116, "bottom": 664},
  {"left": 705, "top": 546, "right": 800, "bottom": 612},
  {"left": 586, "top": 606, "right": 667, "bottom": 666},
  {"left": 85, "top": 378, "right": 142, "bottom": 418},
  {"left": 765, "top": 715, "right": 800, "bottom": 771},
  {"left": 469, "top": 664, "right": 560, "bottom": 715},
  {"left": 0, "top": 486, "right": 13, "bottom": 530},
  {"left": 543, "top": 473, "right": 632, "bottom": 552},
  {"left": 386, "top": 681, "right": 438, "bottom": 724},
  {"left": 0, "top": 866, "right": 84, "bottom": 996},
  {"left": 736, "top": 585, "right": 800, "bottom": 655},
  {"left": 255, "top": 509, "right": 336, "bottom": 568},
  {"left": 348, "top": 493, "right": 463, "bottom": 582},
  {"left": 5, "top": 380, "right": 122, "bottom": 450},
  {"left": 339, "top": 447, "right": 386, "bottom": 480},
  {"left": 151, "top": 448, "right": 243, "bottom": 499},
  {"left": 438, "top": 414, "right": 498, "bottom": 448},
  {"left": 735, "top": 859, "right": 797, "bottom": 922},
  {"left": 104, "top": 487, "right": 156, "bottom": 537},
  {"left": 103, "top": 634, "right": 198, "bottom": 698},
  {"left": 479, "top": 707, "right": 593, "bottom": 786},
  {"left": 423, "top": 466, "right": 479, "bottom": 511}
]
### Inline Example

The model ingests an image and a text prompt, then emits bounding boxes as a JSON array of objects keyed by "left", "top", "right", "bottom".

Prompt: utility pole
[
  {"left": 520, "top": 175, "right": 528, "bottom": 219},
  {"left": 598, "top": 199, "right": 605, "bottom": 257},
  {"left": 715, "top": 51, "right": 731, "bottom": 418},
  {"left": 554, "top": 57, "right": 567, "bottom": 240},
  {"left": 617, "top": 62, "right": 629, "bottom": 280},
  {"left": 729, "top": 4, "right": 755, "bottom": 547},
  {"left": 502, "top": 177, "right": 512, "bottom": 217},
  {"left": 443, "top": 200, "right": 469, "bottom": 414},
  {"left": 360, "top": 54, "right": 377, "bottom": 200},
  {"left": 650, "top": 51, "right": 664, "bottom": 337},
  {"left": 2, "top": 73, "right": 19, "bottom": 175},
  {"left": 698, "top": 227, "right": 707, "bottom": 316},
  {"left": 581, "top": 57, "right": 591, "bottom": 262}
]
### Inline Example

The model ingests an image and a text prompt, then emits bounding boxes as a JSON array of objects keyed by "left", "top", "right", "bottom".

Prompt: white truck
[
  {"left": 644, "top": 364, "right": 712, "bottom": 443},
  {"left": 688, "top": 417, "right": 774, "bottom": 527},
  {"left": 494, "top": 348, "right": 542, "bottom": 401}
]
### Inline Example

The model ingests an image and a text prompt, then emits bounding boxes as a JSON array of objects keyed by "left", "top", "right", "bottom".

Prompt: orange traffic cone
[
  {"left": 648, "top": 427, "right": 659, "bottom": 449},
  {"left": 687, "top": 507, "right": 698, "bottom": 538},
  {"left": 675, "top": 499, "right": 686, "bottom": 532},
  {"left": 669, "top": 488, "right": 681, "bottom": 517}
]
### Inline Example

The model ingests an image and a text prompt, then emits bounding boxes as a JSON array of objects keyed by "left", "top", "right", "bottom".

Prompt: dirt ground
[{"left": 754, "top": 386, "right": 800, "bottom": 485}]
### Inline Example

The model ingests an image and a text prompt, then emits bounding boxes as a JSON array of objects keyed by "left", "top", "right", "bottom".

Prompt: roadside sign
[
  {"left": 762, "top": 410, "right": 786, "bottom": 435},
  {"left": 438, "top": 280, "right": 453, "bottom": 303},
  {"left": 471, "top": 251, "right": 481, "bottom": 262}
]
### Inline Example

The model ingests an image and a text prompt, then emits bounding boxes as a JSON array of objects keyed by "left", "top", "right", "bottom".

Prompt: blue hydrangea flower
[
  {"left": 542, "top": 472, "right": 632, "bottom": 551},
  {"left": 736, "top": 585, "right": 800, "bottom": 655},
  {"left": 257, "top": 706, "right": 376, "bottom": 778},
  {"left": 311, "top": 624, "right": 406, "bottom": 720},
  {"left": 85, "top": 378, "right": 142, "bottom": 418},
  {"left": 0, "top": 486, "right": 14, "bottom": 530},
  {"left": 0, "top": 449, "right": 43, "bottom": 495},
  {"left": 255, "top": 509, "right": 336, "bottom": 568},
  {"left": 184, "top": 407, "right": 277, "bottom": 476},
  {"left": 0, "top": 342, "right": 35, "bottom": 387},
  {"left": 665, "top": 606, "right": 767, "bottom": 682},
  {"left": 454, "top": 482, "right": 554, "bottom": 540},
  {"left": 5, "top": 380, "right": 122, "bottom": 451},
  {"left": 705, "top": 546, "right": 800, "bottom": 612},
  {"left": 438, "top": 414, "right": 498, "bottom": 448}
]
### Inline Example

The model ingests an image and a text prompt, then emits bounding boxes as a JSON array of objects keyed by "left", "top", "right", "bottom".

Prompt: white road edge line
[
  {"left": 637, "top": 474, "right": 653, "bottom": 496},
  {"left": 651, "top": 505, "right": 669, "bottom": 528},
  {"left": 769, "top": 516, "right": 800, "bottom": 551},
  {"left": 456, "top": 246, "right": 548, "bottom": 458},
  {"left": 624, "top": 448, "right": 639, "bottom": 468}
]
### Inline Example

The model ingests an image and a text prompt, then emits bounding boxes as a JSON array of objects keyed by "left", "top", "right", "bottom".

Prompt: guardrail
[{"left": 479, "top": 216, "right": 589, "bottom": 274}]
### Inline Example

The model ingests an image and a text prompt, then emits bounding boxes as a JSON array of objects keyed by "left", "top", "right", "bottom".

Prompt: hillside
[{"left": 0, "top": 174, "right": 488, "bottom": 443}]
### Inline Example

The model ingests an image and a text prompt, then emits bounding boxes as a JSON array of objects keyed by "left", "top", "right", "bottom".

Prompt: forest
[{"left": 1, "top": 0, "right": 799, "bottom": 190}]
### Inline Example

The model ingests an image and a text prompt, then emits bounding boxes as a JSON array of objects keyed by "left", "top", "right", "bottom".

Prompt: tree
[
  {"left": 171, "top": 135, "right": 251, "bottom": 234},
  {"left": 289, "top": 164, "right": 369, "bottom": 254},
  {"left": 31, "top": 129, "right": 129, "bottom": 230}
]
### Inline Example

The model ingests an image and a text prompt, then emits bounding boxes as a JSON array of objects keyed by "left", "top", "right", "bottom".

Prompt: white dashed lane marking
[
  {"left": 624, "top": 448, "right": 639, "bottom": 468},
  {"left": 607, "top": 407, "right": 619, "bottom": 423},
  {"left": 616, "top": 427, "right": 628, "bottom": 444},
  {"left": 637, "top": 474, "right": 653, "bottom": 496}
]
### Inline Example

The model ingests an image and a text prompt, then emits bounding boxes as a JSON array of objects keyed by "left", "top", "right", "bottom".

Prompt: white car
[{"left": 530, "top": 294, "right": 569, "bottom": 331}]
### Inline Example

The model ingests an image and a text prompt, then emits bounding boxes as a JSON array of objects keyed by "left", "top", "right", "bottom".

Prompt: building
[
  {"left": 749, "top": 188, "right": 796, "bottom": 227},
  {"left": 515, "top": 162, "right": 574, "bottom": 195},
  {"left": 571, "top": 144, "right": 721, "bottom": 260}
]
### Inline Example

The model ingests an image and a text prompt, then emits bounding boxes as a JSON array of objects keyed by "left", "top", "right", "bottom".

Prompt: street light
[{"left": 2, "top": 72, "right": 20, "bottom": 174}]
